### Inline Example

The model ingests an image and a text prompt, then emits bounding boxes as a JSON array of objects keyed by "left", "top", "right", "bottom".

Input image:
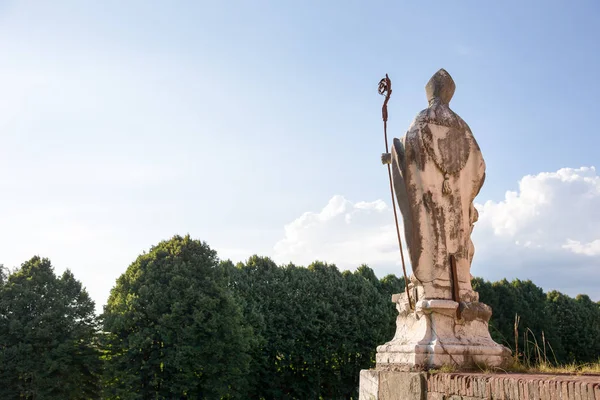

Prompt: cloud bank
[
  {"left": 273, "top": 167, "right": 600, "bottom": 300},
  {"left": 273, "top": 195, "right": 411, "bottom": 268}
]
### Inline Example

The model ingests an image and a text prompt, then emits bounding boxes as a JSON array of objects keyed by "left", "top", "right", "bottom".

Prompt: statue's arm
[
  {"left": 472, "top": 139, "right": 486, "bottom": 198},
  {"left": 469, "top": 136, "right": 486, "bottom": 226},
  {"left": 390, "top": 137, "right": 414, "bottom": 254},
  {"left": 382, "top": 139, "right": 407, "bottom": 173},
  {"left": 381, "top": 153, "right": 392, "bottom": 165},
  {"left": 393, "top": 138, "right": 406, "bottom": 171}
]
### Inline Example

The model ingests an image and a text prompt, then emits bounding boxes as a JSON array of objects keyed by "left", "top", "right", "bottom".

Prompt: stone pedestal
[
  {"left": 359, "top": 370, "right": 426, "bottom": 400},
  {"left": 375, "top": 293, "right": 510, "bottom": 371}
]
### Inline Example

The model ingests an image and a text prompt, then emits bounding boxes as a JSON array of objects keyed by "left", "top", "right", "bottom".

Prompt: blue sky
[{"left": 1, "top": 1, "right": 599, "bottom": 309}]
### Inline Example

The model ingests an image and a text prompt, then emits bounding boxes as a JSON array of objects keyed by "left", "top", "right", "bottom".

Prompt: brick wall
[{"left": 426, "top": 372, "right": 600, "bottom": 400}]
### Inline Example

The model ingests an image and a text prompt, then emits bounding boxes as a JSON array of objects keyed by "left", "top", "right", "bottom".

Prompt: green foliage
[
  {"left": 545, "top": 291, "right": 600, "bottom": 363},
  {"left": 0, "top": 257, "right": 101, "bottom": 399},
  {"left": 102, "top": 235, "right": 251, "bottom": 399},
  {"left": 378, "top": 274, "right": 406, "bottom": 339},
  {"left": 2, "top": 242, "right": 599, "bottom": 398},
  {"left": 473, "top": 278, "right": 559, "bottom": 354},
  {"left": 229, "top": 257, "right": 392, "bottom": 399},
  {"left": 473, "top": 277, "right": 600, "bottom": 365},
  {"left": 379, "top": 274, "right": 406, "bottom": 297}
]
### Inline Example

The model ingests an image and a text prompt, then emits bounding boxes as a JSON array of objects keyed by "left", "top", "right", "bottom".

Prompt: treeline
[
  {"left": 473, "top": 277, "right": 600, "bottom": 364},
  {"left": 0, "top": 235, "right": 598, "bottom": 399}
]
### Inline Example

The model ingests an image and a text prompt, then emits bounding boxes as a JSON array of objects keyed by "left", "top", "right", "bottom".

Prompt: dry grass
[
  {"left": 491, "top": 313, "right": 600, "bottom": 376},
  {"left": 526, "top": 360, "right": 600, "bottom": 375},
  {"left": 428, "top": 313, "right": 600, "bottom": 376},
  {"left": 428, "top": 364, "right": 458, "bottom": 374},
  {"left": 429, "top": 359, "right": 600, "bottom": 376},
  {"left": 489, "top": 358, "right": 600, "bottom": 375}
]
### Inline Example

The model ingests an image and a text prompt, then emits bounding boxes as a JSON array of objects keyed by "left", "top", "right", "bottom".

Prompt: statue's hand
[
  {"left": 381, "top": 153, "right": 392, "bottom": 165},
  {"left": 469, "top": 204, "right": 479, "bottom": 224}
]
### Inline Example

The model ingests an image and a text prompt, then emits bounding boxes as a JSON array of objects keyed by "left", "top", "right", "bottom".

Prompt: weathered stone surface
[
  {"left": 376, "top": 295, "right": 510, "bottom": 370},
  {"left": 386, "top": 68, "right": 484, "bottom": 302},
  {"left": 375, "top": 69, "right": 510, "bottom": 372},
  {"left": 380, "top": 371, "right": 427, "bottom": 400},
  {"left": 421, "top": 372, "right": 600, "bottom": 400},
  {"left": 331, "top": 369, "right": 590, "bottom": 400},
  {"left": 359, "top": 370, "right": 427, "bottom": 400},
  {"left": 363, "top": 70, "right": 600, "bottom": 400},
  {"left": 360, "top": 370, "right": 380, "bottom": 400},
  {"left": 426, "top": 393, "right": 444, "bottom": 400}
]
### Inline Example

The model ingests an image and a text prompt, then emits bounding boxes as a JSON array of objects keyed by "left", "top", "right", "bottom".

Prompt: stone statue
[
  {"left": 367, "top": 69, "right": 510, "bottom": 374},
  {"left": 381, "top": 68, "right": 485, "bottom": 303}
]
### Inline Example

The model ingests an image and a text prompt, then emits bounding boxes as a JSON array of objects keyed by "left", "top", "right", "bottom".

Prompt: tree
[
  {"left": 229, "top": 259, "right": 332, "bottom": 399},
  {"left": 335, "top": 266, "right": 392, "bottom": 399},
  {"left": 224, "top": 255, "right": 285, "bottom": 399},
  {"left": 0, "top": 257, "right": 101, "bottom": 399},
  {"left": 545, "top": 291, "right": 600, "bottom": 363},
  {"left": 102, "top": 235, "right": 251, "bottom": 399},
  {"left": 379, "top": 274, "right": 405, "bottom": 299},
  {"left": 573, "top": 294, "right": 600, "bottom": 361},
  {"left": 229, "top": 258, "right": 392, "bottom": 400},
  {"left": 472, "top": 277, "right": 571, "bottom": 364}
]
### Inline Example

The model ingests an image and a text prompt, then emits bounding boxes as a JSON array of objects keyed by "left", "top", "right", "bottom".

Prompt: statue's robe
[{"left": 391, "top": 100, "right": 485, "bottom": 301}]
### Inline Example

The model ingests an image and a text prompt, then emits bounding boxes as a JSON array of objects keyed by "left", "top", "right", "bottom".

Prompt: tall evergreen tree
[
  {"left": 102, "top": 235, "right": 251, "bottom": 399},
  {"left": 224, "top": 255, "right": 285, "bottom": 399},
  {"left": 573, "top": 294, "right": 600, "bottom": 361},
  {"left": 546, "top": 291, "right": 600, "bottom": 363},
  {"left": 0, "top": 257, "right": 101, "bottom": 399}
]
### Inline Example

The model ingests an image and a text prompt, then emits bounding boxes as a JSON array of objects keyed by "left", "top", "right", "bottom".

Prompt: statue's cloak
[{"left": 391, "top": 102, "right": 485, "bottom": 301}]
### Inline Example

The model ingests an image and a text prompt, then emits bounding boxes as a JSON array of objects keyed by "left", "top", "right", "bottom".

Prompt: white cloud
[
  {"left": 471, "top": 167, "right": 600, "bottom": 299},
  {"left": 273, "top": 167, "right": 600, "bottom": 300},
  {"left": 216, "top": 247, "right": 258, "bottom": 264},
  {"left": 273, "top": 195, "right": 408, "bottom": 272},
  {"left": 476, "top": 167, "right": 600, "bottom": 240},
  {"left": 562, "top": 239, "right": 600, "bottom": 256}
]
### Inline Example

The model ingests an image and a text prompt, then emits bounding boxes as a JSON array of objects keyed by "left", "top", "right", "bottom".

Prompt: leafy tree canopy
[
  {"left": 0, "top": 257, "right": 101, "bottom": 399},
  {"left": 102, "top": 235, "right": 251, "bottom": 399}
]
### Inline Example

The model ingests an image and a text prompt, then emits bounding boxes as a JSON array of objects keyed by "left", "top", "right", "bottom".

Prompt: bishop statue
[{"left": 372, "top": 69, "right": 510, "bottom": 371}]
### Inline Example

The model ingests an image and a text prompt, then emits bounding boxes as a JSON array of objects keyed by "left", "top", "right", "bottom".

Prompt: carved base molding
[{"left": 375, "top": 295, "right": 511, "bottom": 371}]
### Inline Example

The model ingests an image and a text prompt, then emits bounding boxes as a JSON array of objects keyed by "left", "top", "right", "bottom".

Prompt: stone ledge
[
  {"left": 427, "top": 372, "right": 600, "bottom": 400},
  {"left": 359, "top": 369, "right": 600, "bottom": 400}
]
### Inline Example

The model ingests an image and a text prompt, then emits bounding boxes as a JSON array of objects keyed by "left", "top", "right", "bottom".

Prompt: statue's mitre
[{"left": 425, "top": 69, "right": 456, "bottom": 105}]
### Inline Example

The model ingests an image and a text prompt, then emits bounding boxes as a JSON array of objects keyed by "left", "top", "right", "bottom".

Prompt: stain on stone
[
  {"left": 459, "top": 302, "right": 493, "bottom": 322},
  {"left": 387, "top": 69, "right": 487, "bottom": 304}
]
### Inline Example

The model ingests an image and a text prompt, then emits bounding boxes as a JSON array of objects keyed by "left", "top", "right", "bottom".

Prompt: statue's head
[{"left": 426, "top": 69, "right": 455, "bottom": 105}]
